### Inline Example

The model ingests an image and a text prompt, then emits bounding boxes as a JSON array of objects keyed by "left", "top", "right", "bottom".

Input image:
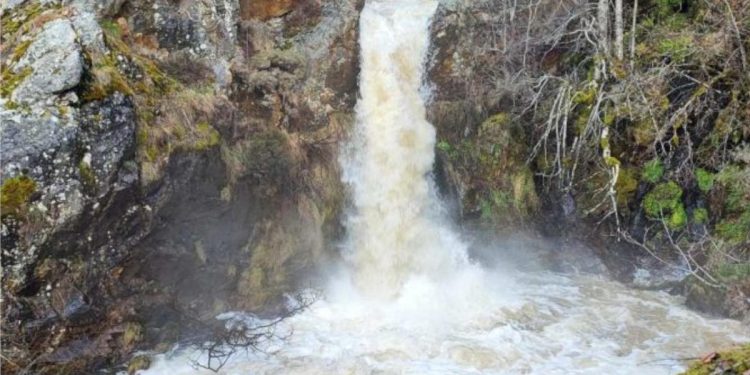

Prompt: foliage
[{"left": 656, "top": 34, "right": 694, "bottom": 63}]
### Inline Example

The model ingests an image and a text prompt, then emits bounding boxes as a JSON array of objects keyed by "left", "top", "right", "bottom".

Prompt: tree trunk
[
  {"left": 630, "top": 0, "right": 638, "bottom": 68},
  {"left": 615, "top": 0, "right": 624, "bottom": 60},
  {"left": 597, "top": 0, "right": 610, "bottom": 55}
]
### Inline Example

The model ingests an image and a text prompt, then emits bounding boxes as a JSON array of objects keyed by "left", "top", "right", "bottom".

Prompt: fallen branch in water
[{"left": 185, "top": 291, "right": 318, "bottom": 372}]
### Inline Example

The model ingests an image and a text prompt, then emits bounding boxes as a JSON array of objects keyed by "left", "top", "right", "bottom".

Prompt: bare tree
[
  {"left": 629, "top": 0, "right": 638, "bottom": 68},
  {"left": 597, "top": 0, "right": 609, "bottom": 55},
  {"left": 614, "top": 0, "right": 624, "bottom": 60}
]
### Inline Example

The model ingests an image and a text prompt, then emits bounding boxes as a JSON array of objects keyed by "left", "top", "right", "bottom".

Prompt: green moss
[
  {"left": 78, "top": 161, "right": 97, "bottom": 193},
  {"left": 692, "top": 207, "right": 709, "bottom": 224},
  {"left": 121, "top": 322, "right": 143, "bottom": 348},
  {"left": 642, "top": 158, "right": 665, "bottom": 183},
  {"left": 694, "top": 168, "right": 714, "bottom": 193},
  {"left": 615, "top": 167, "right": 639, "bottom": 209},
  {"left": 574, "top": 107, "right": 592, "bottom": 135},
  {"left": 1, "top": 66, "right": 32, "bottom": 98},
  {"left": 481, "top": 113, "right": 510, "bottom": 129},
  {"left": 657, "top": 35, "right": 694, "bottom": 63},
  {"left": 1, "top": 175, "right": 36, "bottom": 218},
  {"left": 572, "top": 85, "right": 597, "bottom": 106},
  {"left": 480, "top": 197, "right": 494, "bottom": 220},
  {"left": 643, "top": 180, "right": 683, "bottom": 219},
  {"left": 192, "top": 121, "right": 221, "bottom": 150},
  {"left": 512, "top": 169, "right": 539, "bottom": 214},
  {"left": 99, "top": 19, "right": 122, "bottom": 39},
  {"left": 716, "top": 211, "right": 750, "bottom": 243},
  {"left": 603, "top": 109, "right": 616, "bottom": 127},
  {"left": 604, "top": 156, "right": 620, "bottom": 167},
  {"left": 10, "top": 38, "right": 32, "bottom": 63},
  {"left": 128, "top": 355, "right": 151, "bottom": 375},
  {"left": 668, "top": 203, "right": 688, "bottom": 230},
  {"left": 714, "top": 166, "right": 750, "bottom": 242},
  {"left": 0, "top": 2, "right": 44, "bottom": 39},
  {"left": 236, "top": 129, "right": 293, "bottom": 185},
  {"left": 643, "top": 181, "right": 688, "bottom": 230},
  {"left": 716, "top": 263, "right": 750, "bottom": 282},
  {"left": 716, "top": 166, "right": 748, "bottom": 211},
  {"left": 681, "top": 344, "right": 750, "bottom": 375},
  {"left": 653, "top": 0, "right": 687, "bottom": 19},
  {"left": 436, "top": 140, "right": 452, "bottom": 153}
]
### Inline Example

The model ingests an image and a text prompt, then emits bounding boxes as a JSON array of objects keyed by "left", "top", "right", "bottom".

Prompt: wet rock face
[
  {"left": 2, "top": 0, "right": 362, "bottom": 373},
  {"left": 238, "top": 0, "right": 323, "bottom": 22},
  {"left": 240, "top": 0, "right": 296, "bottom": 20},
  {"left": 1, "top": 92, "right": 137, "bottom": 287},
  {"left": 426, "top": 3, "right": 540, "bottom": 231}
]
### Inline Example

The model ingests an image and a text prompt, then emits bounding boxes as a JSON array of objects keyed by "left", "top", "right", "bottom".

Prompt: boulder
[{"left": 11, "top": 19, "right": 83, "bottom": 104}]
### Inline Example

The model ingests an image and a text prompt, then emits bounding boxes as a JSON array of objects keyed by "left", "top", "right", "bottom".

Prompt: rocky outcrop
[
  {"left": 427, "top": 0, "right": 750, "bottom": 322},
  {"left": 427, "top": 1, "right": 541, "bottom": 231},
  {"left": 1, "top": 0, "right": 362, "bottom": 373},
  {"left": 11, "top": 19, "right": 83, "bottom": 103}
]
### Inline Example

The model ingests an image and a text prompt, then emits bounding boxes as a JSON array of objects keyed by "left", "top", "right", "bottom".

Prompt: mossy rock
[
  {"left": 79, "top": 17, "right": 220, "bottom": 187},
  {"left": 466, "top": 113, "right": 539, "bottom": 225},
  {"left": 1, "top": 175, "right": 36, "bottom": 218},
  {"left": 121, "top": 322, "right": 143, "bottom": 348},
  {"left": 78, "top": 160, "right": 97, "bottom": 194},
  {"left": 681, "top": 344, "right": 750, "bottom": 375},
  {"left": 127, "top": 355, "right": 151, "bottom": 375}
]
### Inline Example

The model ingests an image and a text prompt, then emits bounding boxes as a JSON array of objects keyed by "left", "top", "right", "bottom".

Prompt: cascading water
[
  {"left": 143, "top": 1, "right": 749, "bottom": 374},
  {"left": 340, "top": 0, "right": 469, "bottom": 298}
]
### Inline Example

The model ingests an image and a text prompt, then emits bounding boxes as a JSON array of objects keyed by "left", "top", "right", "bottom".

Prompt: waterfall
[
  {"left": 341, "top": 0, "right": 469, "bottom": 298},
  {"left": 142, "top": 3, "right": 750, "bottom": 373}
]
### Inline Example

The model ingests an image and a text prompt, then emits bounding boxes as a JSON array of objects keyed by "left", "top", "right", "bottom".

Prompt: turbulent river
[{"left": 144, "top": 1, "right": 748, "bottom": 374}]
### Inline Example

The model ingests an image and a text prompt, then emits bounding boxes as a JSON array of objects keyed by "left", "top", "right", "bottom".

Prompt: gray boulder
[{"left": 11, "top": 19, "right": 83, "bottom": 104}]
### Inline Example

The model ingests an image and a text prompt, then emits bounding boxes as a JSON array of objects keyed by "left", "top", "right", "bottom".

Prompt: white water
[
  {"left": 340, "top": 0, "right": 468, "bottom": 298},
  {"left": 143, "top": 1, "right": 748, "bottom": 374}
]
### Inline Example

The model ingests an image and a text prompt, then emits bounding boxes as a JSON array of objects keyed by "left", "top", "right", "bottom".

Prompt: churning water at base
[
  {"left": 146, "top": 269, "right": 747, "bottom": 374},
  {"left": 143, "top": 1, "right": 748, "bottom": 373}
]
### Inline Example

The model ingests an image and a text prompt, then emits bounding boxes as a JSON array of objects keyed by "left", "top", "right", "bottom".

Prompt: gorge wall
[
  {"left": 1, "top": 0, "right": 361, "bottom": 373},
  {"left": 426, "top": 0, "right": 750, "bottom": 321}
]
